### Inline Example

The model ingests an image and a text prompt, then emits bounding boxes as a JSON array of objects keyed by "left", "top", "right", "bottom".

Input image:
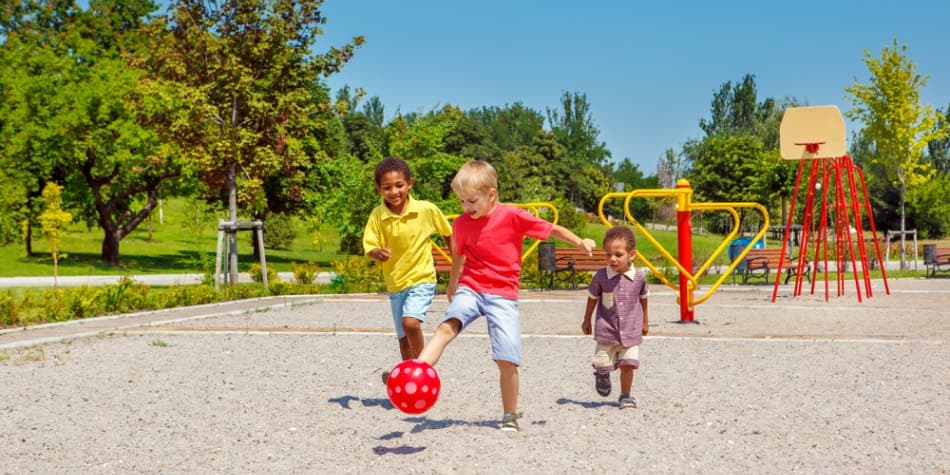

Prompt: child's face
[
  {"left": 456, "top": 188, "right": 496, "bottom": 220},
  {"left": 604, "top": 237, "right": 633, "bottom": 274},
  {"left": 376, "top": 171, "right": 412, "bottom": 213}
]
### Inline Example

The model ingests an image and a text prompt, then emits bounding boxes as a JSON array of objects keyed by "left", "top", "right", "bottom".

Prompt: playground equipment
[
  {"left": 598, "top": 181, "right": 769, "bottom": 323},
  {"left": 775, "top": 105, "right": 889, "bottom": 302}
]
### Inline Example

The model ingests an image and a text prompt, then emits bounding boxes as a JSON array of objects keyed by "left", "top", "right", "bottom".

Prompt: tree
[
  {"left": 546, "top": 91, "right": 611, "bottom": 209},
  {"left": 927, "top": 103, "right": 950, "bottom": 174},
  {"left": 468, "top": 102, "right": 544, "bottom": 153},
  {"left": 37, "top": 182, "right": 72, "bottom": 288},
  {"left": 2, "top": 0, "right": 183, "bottom": 265},
  {"left": 686, "top": 135, "right": 770, "bottom": 233},
  {"left": 145, "top": 0, "right": 363, "bottom": 283},
  {"left": 845, "top": 39, "right": 948, "bottom": 268}
]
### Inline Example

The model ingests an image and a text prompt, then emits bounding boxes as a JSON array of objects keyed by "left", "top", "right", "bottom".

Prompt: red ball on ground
[{"left": 386, "top": 359, "right": 441, "bottom": 414}]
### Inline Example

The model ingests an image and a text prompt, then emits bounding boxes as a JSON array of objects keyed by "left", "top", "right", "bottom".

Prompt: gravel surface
[{"left": 1, "top": 278, "right": 948, "bottom": 473}]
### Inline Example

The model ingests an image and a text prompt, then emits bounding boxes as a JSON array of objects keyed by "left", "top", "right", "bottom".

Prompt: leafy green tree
[
  {"left": 2, "top": 0, "right": 184, "bottom": 265},
  {"left": 495, "top": 130, "right": 562, "bottom": 204},
  {"left": 845, "top": 39, "right": 948, "bottom": 267},
  {"left": 687, "top": 135, "right": 770, "bottom": 233},
  {"left": 927, "top": 103, "right": 950, "bottom": 174},
  {"left": 305, "top": 154, "right": 375, "bottom": 254},
  {"left": 908, "top": 174, "right": 950, "bottom": 238},
  {"left": 468, "top": 103, "right": 544, "bottom": 152},
  {"left": 546, "top": 91, "right": 611, "bottom": 209},
  {"left": 144, "top": 0, "right": 363, "bottom": 281}
]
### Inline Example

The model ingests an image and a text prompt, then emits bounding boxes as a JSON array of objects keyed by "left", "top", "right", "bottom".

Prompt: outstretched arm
[{"left": 548, "top": 224, "right": 596, "bottom": 255}]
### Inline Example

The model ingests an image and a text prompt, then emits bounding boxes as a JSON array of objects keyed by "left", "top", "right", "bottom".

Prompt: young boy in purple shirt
[{"left": 581, "top": 225, "right": 649, "bottom": 409}]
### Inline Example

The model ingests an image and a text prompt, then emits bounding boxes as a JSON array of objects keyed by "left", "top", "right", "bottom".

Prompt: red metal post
[{"left": 676, "top": 180, "right": 694, "bottom": 322}]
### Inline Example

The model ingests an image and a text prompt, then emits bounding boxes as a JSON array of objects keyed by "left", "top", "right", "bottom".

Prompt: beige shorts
[{"left": 592, "top": 342, "right": 640, "bottom": 372}]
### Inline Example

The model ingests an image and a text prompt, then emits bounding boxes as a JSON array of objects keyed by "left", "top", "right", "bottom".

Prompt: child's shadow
[
  {"left": 328, "top": 395, "right": 394, "bottom": 410},
  {"left": 556, "top": 397, "right": 615, "bottom": 409}
]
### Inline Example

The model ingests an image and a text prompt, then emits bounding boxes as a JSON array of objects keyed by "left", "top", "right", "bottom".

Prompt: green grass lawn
[
  {"left": 0, "top": 198, "right": 349, "bottom": 277},
  {"left": 2, "top": 197, "right": 943, "bottom": 279}
]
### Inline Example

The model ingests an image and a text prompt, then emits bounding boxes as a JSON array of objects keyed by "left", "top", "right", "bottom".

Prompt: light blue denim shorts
[
  {"left": 389, "top": 283, "right": 436, "bottom": 339},
  {"left": 444, "top": 286, "right": 521, "bottom": 365}
]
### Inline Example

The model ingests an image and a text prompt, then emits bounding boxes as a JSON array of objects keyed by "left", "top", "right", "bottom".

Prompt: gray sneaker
[
  {"left": 500, "top": 412, "right": 521, "bottom": 432},
  {"left": 618, "top": 395, "right": 637, "bottom": 409}
]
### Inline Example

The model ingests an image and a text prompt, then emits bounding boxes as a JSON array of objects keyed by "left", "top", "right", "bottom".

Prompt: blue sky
[{"left": 317, "top": 0, "right": 950, "bottom": 173}]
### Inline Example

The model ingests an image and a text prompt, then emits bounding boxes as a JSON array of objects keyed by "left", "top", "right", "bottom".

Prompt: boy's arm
[
  {"left": 582, "top": 297, "right": 597, "bottom": 335},
  {"left": 362, "top": 214, "right": 390, "bottom": 261},
  {"left": 641, "top": 297, "right": 649, "bottom": 336},
  {"left": 548, "top": 224, "right": 595, "bottom": 255},
  {"left": 447, "top": 252, "right": 464, "bottom": 302}
]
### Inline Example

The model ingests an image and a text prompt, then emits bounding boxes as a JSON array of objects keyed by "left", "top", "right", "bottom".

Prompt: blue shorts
[
  {"left": 443, "top": 286, "right": 521, "bottom": 366},
  {"left": 389, "top": 283, "right": 436, "bottom": 339}
]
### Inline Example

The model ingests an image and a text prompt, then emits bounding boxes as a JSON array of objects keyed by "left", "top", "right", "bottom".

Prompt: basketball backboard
[{"left": 779, "top": 105, "right": 847, "bottom": 160}]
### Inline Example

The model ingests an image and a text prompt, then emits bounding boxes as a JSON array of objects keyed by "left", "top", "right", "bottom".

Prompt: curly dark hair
[
  {"left": 604, "top": 225, "right": 636, "bottom": 251},
  {"left": 374, "top": 156, "right": 412, "bottom": 185}
]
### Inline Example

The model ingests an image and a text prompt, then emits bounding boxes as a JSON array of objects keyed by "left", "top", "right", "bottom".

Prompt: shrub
[
  {"left": 330, "top": 256, "right": 385, "bottom": 293},
  {"left": 155, "top": 285, "right": 219, "bottom": 308},
  {"left": 41, "top": 289, "right": 71, "bottom": 322},
  {"left": 97, "top": 277, "right": 151, "bottom": 314},
  {"left": 0, "top": 291, "right": 21, "bottom": 326},
  {"left": 554, "top": 198, "right": 587, "bottom": 235},
  {"left": 66, "top": 290, "right": 99, "bottom": 320},
  {"left": 519, "top": 250, "right": 544, "bottom": 289},
  {"left": 291, "top": 261, "right": 321, "bottom": 285},
  {"left": 248, "top": 263, "right": 279, "bottom": 284},
  {"left": 263, "top": 213, "right": 297, "bottom": 249}
]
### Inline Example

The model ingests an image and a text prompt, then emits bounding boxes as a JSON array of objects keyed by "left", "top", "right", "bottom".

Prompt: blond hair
[{"left": 451, "top": 160, "right": 498, "bottom": 195}]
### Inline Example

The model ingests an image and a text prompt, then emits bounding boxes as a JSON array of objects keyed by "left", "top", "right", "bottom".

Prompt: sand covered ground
[{"left": 1, "top": 278, "right": 948, "bottom": 473}]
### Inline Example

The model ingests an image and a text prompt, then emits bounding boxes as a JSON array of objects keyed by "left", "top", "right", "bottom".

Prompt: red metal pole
[{"left": 676, "top": 180, "right": 694, "bottom": 323}]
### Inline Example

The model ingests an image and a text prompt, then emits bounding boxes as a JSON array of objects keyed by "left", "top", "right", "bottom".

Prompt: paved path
[{"left": 0, "top": 272, "right": 335, "bottom": 288}]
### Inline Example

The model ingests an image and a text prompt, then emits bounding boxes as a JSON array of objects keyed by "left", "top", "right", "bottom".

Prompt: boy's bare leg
[
  {"left": 402, "top": 317, "right": 424, "bottom": 359},
  {"left": 417, "top": 319, "right": 461, "bottom": 366},
  {"left": 397, "top": 337, "right": 412, "bottom": 360},
  {"left": 496, "top": 360, "right": 519, "bottom": 414},
  {"left": 619, "top": 366, "right": 634, "bottom": 395}
]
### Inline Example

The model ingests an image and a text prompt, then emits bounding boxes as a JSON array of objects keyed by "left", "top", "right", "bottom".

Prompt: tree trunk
[
  {"left": 101, "top": 229, "right": 120, "bottom": 266},
  {"left": 899, "top": 181, "right": 907, "bottom": 271},
  {"left": 24, "top": 220, "right": 33, "bottom": 257}
]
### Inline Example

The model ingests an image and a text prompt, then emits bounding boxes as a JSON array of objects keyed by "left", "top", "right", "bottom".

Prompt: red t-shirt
[{"left": 453, "top": 204, "right": 553, "bottom": 299}]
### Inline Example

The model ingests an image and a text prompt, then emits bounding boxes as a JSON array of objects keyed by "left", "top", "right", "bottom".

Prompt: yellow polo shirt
[{"left": 362, "top": 196, "right": 452, "bottom": 292}]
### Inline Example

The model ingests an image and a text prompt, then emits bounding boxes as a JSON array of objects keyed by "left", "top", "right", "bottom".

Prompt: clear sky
[{"left": 318, "top": 0, "right": 950, "bottom": 174}]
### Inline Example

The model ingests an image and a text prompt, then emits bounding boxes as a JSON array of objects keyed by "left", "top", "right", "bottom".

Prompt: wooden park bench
[
  {"left": 538, "top": 244, "right": 607, "bottom": 290},
  {"left": 924, "top": 246, "right": 950, "bottom": 278},
  {"left": 431, "top": 247, "right": 453, "bottom": 274},
  {"left": 734, "top": 248, "right": 810, "bottom": 285}
]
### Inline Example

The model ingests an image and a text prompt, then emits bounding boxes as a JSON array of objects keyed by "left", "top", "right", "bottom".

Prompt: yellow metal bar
[{"left": 596, "top": 190, "right": 769, "bottom": 310}]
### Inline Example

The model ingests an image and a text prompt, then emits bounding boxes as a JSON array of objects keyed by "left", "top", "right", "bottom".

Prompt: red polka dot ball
[{"left": 387, "top": 359, "right": 441, "bottom": 414}]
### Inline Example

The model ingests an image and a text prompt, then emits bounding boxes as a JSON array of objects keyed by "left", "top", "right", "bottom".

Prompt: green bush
[
  {"left": 263, "top": 213, "right": 297, "bottom": 249},
  {"left": 41, "top": 289, "right": 71, "bottom": 322},
  {"left": 155, "top": 285, "right": 218, "bottom": 308},
  {"left": 248, "top": 263, "right": 279, "bottom": 284},
  {"left": 291, "top": 261, "right": 320, "bottom": 285},
  {"left": 66, "top": 290, "right": 99, "bottom": 320},
  {"left": 0, "top": 291, "right": 22, "bottom": 326},
  {"left": 330, "top": 256, "right": 385, "bottom": 293},
  {"left": 555, "top": 198, "right": 587, "bottom": 235},
  {"left": 97, "top": 277, "right": 151, "bottom": 314}
]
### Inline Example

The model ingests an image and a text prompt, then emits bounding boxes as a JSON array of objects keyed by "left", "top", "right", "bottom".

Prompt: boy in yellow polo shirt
[{"left": 363, "top": 157, "right": 453, "bottom": 378}]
